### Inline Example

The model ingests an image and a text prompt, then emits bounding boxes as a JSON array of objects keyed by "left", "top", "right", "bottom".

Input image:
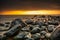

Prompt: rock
[
  {"left": 40, "top": 31, "right": 46, "bottom": 35},
  {"left": 11, "top": 19, "right": 26, "bottom": 27},
  {"left": 32, "top": 33, "right": 40, "bottom": 40},
  {"left": 0, "top": 23, "right": 4, "bottom": 26},
  {"left": 26, "top": 38, "right": 34, "bottom": 40},
  {"left": 45, "top": 33, "right": 51, "bottom": 38},
  {"left": 14, "top": 32, "right": 31, "bottom": 40},
  {"left": 31, "top": 27, "right": 40, "bottom": 34},
  {"left": 25, "top": 19, "right": 33, "bottom": 24},
  {"left": 47, "top": 25, "right": 54, "bottom": 32},
  {"left": 50, "top": 27, "right": 60, "bottom": 40},
  {"left": 4, "top": 24, "right": 21, "bottom": 37},
  {"left": 21, "top": 27, "right": 30, "bottom": 32},
  {"left": 41, "top": 26, "right": 46, "bottom": 31},
  {"left": 35, "top": 21, "right": 44, "bottom": 26}
]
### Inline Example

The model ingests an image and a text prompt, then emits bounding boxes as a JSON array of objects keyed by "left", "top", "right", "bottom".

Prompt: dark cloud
[{"left": 1, "top": 0, "right": 60, "bottom": 11}]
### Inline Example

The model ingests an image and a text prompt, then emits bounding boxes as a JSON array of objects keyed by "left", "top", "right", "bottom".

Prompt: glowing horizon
[{"left": 0, "top": 10, "right": 60, "bottom": 15}]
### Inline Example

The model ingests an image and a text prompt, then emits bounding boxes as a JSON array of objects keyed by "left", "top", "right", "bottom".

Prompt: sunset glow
[{"left": 0, "top": 10, "right": 60, "bottom": 15}]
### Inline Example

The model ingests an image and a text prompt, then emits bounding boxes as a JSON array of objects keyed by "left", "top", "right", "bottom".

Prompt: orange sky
[{"left": 0, "top": 10, "right": 60, "bottom": 15}]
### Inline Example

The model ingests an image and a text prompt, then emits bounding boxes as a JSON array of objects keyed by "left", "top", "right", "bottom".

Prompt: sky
[{"left": 0, "top": 0, "right": 60, "bottom": 15}]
